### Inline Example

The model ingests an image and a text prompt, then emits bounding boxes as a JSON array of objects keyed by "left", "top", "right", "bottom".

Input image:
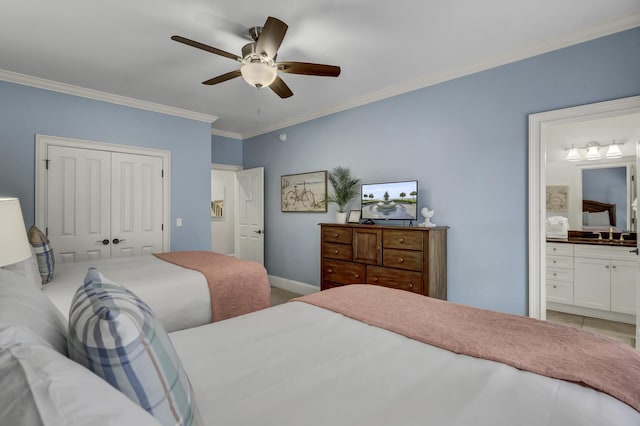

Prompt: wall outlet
[{"left": 176, "top": 218, "right": 183, "bottom": 227}]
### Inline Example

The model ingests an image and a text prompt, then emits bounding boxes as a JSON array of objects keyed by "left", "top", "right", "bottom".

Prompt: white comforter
[
  {"left": 170, "top": 301, "right": 639, "bottom": 426},
  {"left": 42, "top": 255, "right": 211, "bottom": 332}
]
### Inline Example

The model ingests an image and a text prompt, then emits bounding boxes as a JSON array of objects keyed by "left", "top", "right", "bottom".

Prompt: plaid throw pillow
[
  {"left": 68, "top": 268, "right": 197, "bottom": 426},
  {"left": 27, "top": 225, "right": 55, "bottom": 284}
]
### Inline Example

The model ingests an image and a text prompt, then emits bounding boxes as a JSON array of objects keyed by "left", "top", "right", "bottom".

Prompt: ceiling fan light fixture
[{"left": 240, "top": 61, "right": 277, "bottom": 88}]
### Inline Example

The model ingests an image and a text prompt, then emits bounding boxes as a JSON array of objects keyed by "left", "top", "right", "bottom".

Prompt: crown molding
[
  {"left": 0, "top": 69, "right": 218, "bottom": 124},
  {"left": 240, "top": 14, "right": 640, "bottom": 140},
  {"left": 211, "top": 128, "right": 243, "bottom": 140}
]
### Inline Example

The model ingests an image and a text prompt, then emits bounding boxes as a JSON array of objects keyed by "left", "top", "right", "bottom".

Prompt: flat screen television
[{"left": 361, "top": 180, "right": 418, "bottom": 221}]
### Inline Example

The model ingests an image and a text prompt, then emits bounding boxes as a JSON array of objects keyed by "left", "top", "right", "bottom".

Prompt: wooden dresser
[{"left": 320, "top": 223, "right": 448, "bottom": 299}]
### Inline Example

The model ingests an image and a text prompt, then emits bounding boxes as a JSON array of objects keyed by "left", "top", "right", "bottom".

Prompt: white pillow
[
  {"left": 3, "top": 246, "right": 42, "bottom": 291},
  {"left": 0, "top": 326, "right": 160, "bottom": 426},
  {"left": 0, "top": 269, "right": 67, "bottom": 355},
  {"left": 68, "top": 268, "right": 198, "bottom": 426},
  {"left": 587, "top": 211, "right": 610, "bottom": 226}
]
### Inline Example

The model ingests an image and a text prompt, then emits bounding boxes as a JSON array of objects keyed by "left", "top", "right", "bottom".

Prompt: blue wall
[
  {"left": 0, "top": 81, "right": 212, "bottom": 251},
  {"left": 243, "top": 28, "right": 640, "bottom": 315},
  {"left": 212, "top": 134, "right": 243, "bottom": 166}
]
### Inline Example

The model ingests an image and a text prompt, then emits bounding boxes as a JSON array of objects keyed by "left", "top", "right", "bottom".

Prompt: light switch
[{"left": 176, "top": 218, "right": 183, "bottom": 227}]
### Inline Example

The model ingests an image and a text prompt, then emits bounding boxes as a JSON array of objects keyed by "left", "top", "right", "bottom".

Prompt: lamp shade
[
  {"left": 565, "top": 146, "right": 581, "bottom": 161},
  {"left": 240, "top": 62, "right": 277, "bottom": 88},
  {"left": 585, "top": 145, "right": 601, "bottom": 161},
  {"left": 605, "top": 143, "right": 623, "bottom": 159},
  {"left": 0, "top": 198, "right": 31, "bottom": 267}
]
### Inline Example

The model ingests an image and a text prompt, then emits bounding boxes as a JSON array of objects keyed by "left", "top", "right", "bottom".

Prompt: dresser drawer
[
  {"left": 323, "top": 259, "right": 365, "bottom": 285},
  {"left": 383, "top": 248, "right": 422, "bottom": 271},
  {"left": 547, "top": 255, "right": 573, "bottom": 270},
  {"left": 323, "top": 242, "right": 353, "bottom": 261},
  {"left": 546, "top": 267, "right": 573, "bottom": 282},
  {"left": 367, "top": 266, "right": 423, "bottom": 294},
  {"left": 383, "top": 230, "right": 422, "bottom": 250},
  {"left": 322, "top": 227, "right": 353, "bottom": 244},
  {"left": 547, "top": 243, "right": 573, "bottom": 257},
  {"left": 546, "top": 280, "right": 574, "bottom": 304}
]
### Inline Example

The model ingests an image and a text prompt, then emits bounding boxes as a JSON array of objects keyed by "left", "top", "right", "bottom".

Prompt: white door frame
[
  {"left": 528, "top": 95, "right": 640, "bottom": 320},
  {"left": 35, "top": 134, "right": 171, "bottom": 251}
]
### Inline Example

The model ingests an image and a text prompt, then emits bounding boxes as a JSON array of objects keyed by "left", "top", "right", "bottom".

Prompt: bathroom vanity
[{"left": 547, "top": 231, "right": 638, "bottom": 324}]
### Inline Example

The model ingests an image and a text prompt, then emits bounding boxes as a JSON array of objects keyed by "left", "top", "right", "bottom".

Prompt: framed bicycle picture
[{"left": 281, "top": 170, "right": 327, "bottom": 212}]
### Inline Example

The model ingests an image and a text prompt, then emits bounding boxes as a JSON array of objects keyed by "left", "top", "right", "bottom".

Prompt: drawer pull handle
[
  {"left": 373, "top": 277, "right": 378, "bottom": 282},
  {"left": 334, "top": 233, "right": 339, "bottom": 238},
  {"left": 552, "top": 248, "right": 557, "bottom": 251},
  {"left": 327, "top": 268, "right": 333, "bottom": 273},
  {"left": 334, "top": 249, "right": 339, "bottom": 254},
  {"left": 408, "top": 283, "right": 413, "bottom": 289},
  {"left": 552, "top": 273, "right": 556, "bottom": 276},
  {"left": 398, "top": 258, "right": 404, "bottom": 263},
  {"left": 399, "top": 238, "right": 405, "bottom": 243},
  {"left": 552, "top": 260, "right": 557, "bottom": 264},
  {"left": 353, "top": 273, "right": 360, "bottom": 279}
]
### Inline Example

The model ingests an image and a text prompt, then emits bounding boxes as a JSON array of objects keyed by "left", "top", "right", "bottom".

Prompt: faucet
[{"left": 619, "top": 232, "right": 630, "bottom": 241}]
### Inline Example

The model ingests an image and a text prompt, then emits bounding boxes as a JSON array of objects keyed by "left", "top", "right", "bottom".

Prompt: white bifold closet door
[{"left": 46, "top": 146, "right": 164, "bottom": 263}]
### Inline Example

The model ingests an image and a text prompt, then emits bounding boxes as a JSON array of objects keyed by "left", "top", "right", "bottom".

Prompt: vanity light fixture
[
  {"left": 564, "top": 140, "right": 625, "bottom": 162},
  {"left": 605, "top": 140, "right": 623, "bottom": 159},
  {"left": 565, "top": 145, "right": 581, "bottom": 161},
  {"left": 585, "top": 142, "right": 601, "bottom": 161}
]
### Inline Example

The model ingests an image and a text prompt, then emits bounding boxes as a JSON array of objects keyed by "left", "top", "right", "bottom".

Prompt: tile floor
[
  {"left": 270, "top": 286, "right": 302, "bottom": 306},
  {"left": 546, "top": 310, "right": 636, "bottom": 348}
]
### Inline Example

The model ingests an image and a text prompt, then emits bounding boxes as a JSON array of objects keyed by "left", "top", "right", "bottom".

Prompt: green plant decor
[{"left": 327, "top": 166, "right": 360, "bottom": 213}]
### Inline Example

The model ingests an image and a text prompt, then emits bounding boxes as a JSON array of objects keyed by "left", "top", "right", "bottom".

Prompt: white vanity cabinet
[
  {"left": 573, "top": 245, "right": 637, "bottom": 315},
  {"left": 546, "top": 243, "right": 574, "bottom": 304}
]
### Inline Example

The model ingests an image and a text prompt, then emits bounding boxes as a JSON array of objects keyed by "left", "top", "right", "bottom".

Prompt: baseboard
[{"left": 268, "top": 275, "right": 319, "bottom": 295}]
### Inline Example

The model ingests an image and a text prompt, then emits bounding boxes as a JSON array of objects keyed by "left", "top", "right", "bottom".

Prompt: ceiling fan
[{"left": 171, "top": 16, "right": 341, "bottom": 99}]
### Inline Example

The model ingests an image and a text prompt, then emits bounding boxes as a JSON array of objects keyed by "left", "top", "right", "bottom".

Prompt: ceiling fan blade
[
  {"left": 277, "top": 62, "right": 341, "bottom": 77},
  {"left": 255, "top": 17, "right": 288, "bottom": 59},
  {"left": 202, "top": 70, "right": 242, "bottom": 85},
  {"left": 270, "top": 76, "right": 293, "bottom": 98},
  {"left": 171, "top": 35, "right": 241, "bottom": 62}
]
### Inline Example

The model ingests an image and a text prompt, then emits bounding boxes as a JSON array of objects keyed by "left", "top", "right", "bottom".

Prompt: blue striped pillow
[
  {"left": 27, "top": 225, "right": 55, "bottom": 284},
  {"left": 68, "top": 268, "right": 197, "bottom": 426}
]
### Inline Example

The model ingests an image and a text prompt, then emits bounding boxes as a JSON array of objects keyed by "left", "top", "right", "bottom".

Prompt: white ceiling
[{"left": 2, "top": 1, "right": 640, "bottom": 139}]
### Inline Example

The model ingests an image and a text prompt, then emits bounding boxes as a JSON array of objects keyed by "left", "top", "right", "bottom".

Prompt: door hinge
[
  {"left": 45, "top": 159, "right": 50, "bottom": 170},
  {"left": 161, "top": 224, "right": 164, "bottom": 231},
  {"left": 161, "top": 169, "right": 164, "bottom": 178},
  {"left": 45, "top": 227, "right": 48, "bottom": 236}
]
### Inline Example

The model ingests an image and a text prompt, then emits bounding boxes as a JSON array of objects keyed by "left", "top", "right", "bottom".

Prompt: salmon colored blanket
[
  {"left": 154, "top": 251, "right": 271, "bottom": 322},
  {"left": 294, "top": 284, "right": 640, "bottom": 412}
]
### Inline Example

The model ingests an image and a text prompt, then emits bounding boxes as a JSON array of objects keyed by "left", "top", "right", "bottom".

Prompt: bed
[
  {"left": 582, "top": 199, "right": 620, "bottom": 232},
  {"left": 2, "top": 270, "right": 639, "bottom": 426},
  {"left": 41, "top": 251, "right": 271, "bottom": 332},
  {"left": 170, "top": 286, "right": 640, "bottom": 425}
]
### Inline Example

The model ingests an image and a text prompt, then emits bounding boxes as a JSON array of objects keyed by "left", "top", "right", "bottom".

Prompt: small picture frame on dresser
[{"left": 348, "top": 210, "right": 361, "bottom": 223}]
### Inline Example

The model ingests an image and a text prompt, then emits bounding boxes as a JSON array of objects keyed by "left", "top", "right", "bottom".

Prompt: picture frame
[
  {"left": 348, "top": 210, "right": 361, "bottom": 223},
  {"left": 546, "top": 185, "right": 568, "bottom": 211},
  {"left": 281, "top": 170, "right": 328, "bottom": 212}
]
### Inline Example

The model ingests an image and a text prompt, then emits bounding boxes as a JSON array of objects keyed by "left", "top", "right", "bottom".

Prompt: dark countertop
[{"left": 547, "top": 237, "right": 636, "bottom": 247}]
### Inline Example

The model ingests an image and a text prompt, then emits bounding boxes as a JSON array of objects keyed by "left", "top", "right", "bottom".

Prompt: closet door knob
[
  {"left": 97, "top": 239, "right": 109, "bottom": 245},
  {"left": 112, "top": 238, "right": 126, "bottom": 245}
]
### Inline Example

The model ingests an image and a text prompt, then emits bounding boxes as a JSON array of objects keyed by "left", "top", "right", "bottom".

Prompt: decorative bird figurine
[{"left": 420, "top": 207, "right": 436, "bottom": 227}]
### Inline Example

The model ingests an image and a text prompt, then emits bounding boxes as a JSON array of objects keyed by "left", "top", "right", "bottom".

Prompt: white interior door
[
  {"left": 635, "top": 141, "right": 640, "bottom": 350},
  {"left": 235, "top": 167, "right": 264, "bottom": 265},
  {"left": 46, "top": 146, "right": 111, "bottom": 263},
  {"left": 111, "top": 153, "right": 164, "bottom": 257}
]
